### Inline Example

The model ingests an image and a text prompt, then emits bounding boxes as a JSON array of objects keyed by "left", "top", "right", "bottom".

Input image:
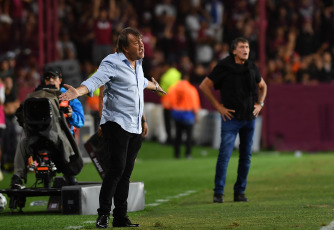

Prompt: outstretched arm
[
  {"left": 147, "top": 78, "right": 167, "bottom": 94},
  {"left": 59, "top": 84, "right": 89, "bottom": 101}
]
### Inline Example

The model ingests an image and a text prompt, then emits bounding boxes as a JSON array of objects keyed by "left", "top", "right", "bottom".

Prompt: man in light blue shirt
[{"left": 59, "top": 27, "right": 166, "bottom": 228}]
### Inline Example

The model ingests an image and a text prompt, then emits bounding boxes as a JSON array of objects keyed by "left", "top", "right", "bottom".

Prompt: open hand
[
  {"left": 152, "top": 77, "right": 167, "bottom": 95},
  {"left": 59, "top": 84, "right": 79, "bottom": 101}
]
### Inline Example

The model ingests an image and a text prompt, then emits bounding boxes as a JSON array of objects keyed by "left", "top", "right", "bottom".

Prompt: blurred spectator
[
  {"left": 310, "top": 52, "right": 334, "bottom": 83},
  {"left": 135, "top": 0, "right": 155, "bottom": 26},
  {"left": 2, "top": 73, "right": 20, "bottom": 172},
  {"left": 290, "top": 52, "right": 302, "bottom": 75},
  {"left": 195, "top": 19, "right": 215, "bottom": 66},
  {"left": 214, "top": 42, "right": 230, "bottom": 60},
  {"left": 6, "top": 51, "right": 16, "bottom": 76},
  {"left": 322, "top": 51, "right": 334, "bottom": 83},
  {"left": 15, "top": 66, "right": 31, "bottom": 102},
  {"left": 269, "top": 5, "right": 290, "bottom": 32},
  {"left": 268, "top": 26, "right": 286, "bottom": 58},
  {"left": 57, "top": 30, "right": 77, "bottom": 60},
  {"left": 310, "top": 54, "right": 327, "bottom": 82},
  {"left": 0, "top": 2, "right": 12, "bottom": 54},
  {"left": 92, "top": 0, "right": 115, "bottom": 65},
  {"left": 140, "top": 24, "right": 157, "bottom": 74},
  {"left": 172, "top": 24, "right": 191, "bottom": 59},
  {"left": 205, "top": 0, "right": 224, "bottom": 43},
  {"left": 21, "top": 11, "right": 38, "bottom": 57},
  {"left": 296, "top": 55, "right": 313, "bottom": 84},
  {"left": 159, "top": 61, "right": 181, "bottom": 144},
  {"left": 0, "top": 56, "right": 10, "bottom": 78},
  {"left": 162, "top": 72, "right": 201, "bottom": 159},
  {"left": 71, "top": 2, "right": 95, "bottom": 64},
  {"left": 1, "top": 0, "right": 334, "bottom": 121},
  {"left": 185, "top": 6, "right": 201, "bottom": 41},
  {"left": 224, "top": 0, "right": 251, "bottom": 42},
  {"left": 155, "top": 13, "right": 175, "bottom": 64},
  {"left": 177, "top": 55, "right": 194, "bottom": 77},
  {"left": 190, "top": 63, "right": 206, "bottom": 85},
  {"left": 242, "top": 19, "right": 258, "bottom": 61},
  {"left": 297, "top": 0, "right": 317, "bottom": 23},
  {"left": 282, "top": 62, "right": 296, "bottom": 83},
  {"left": 266, "top": 59, "right": 284, "bottom": 84},
  {"left": 154, "top": 0, "right": 176, "bottom": 18},
  {"left": 0, "top": 53, "right": 20, "bottom": 172},
  {"left": 9, "top": 0, "right": 25, "bottom": 47},
  {"left": 295, "top": 20, "right": 319, "bottom": 56}
]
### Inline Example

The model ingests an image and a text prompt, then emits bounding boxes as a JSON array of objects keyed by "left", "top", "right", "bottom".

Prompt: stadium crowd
[{"left": 0, "top": 0, "right": 334, "bottom": 174}]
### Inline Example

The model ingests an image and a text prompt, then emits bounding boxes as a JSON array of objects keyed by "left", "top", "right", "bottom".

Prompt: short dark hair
[
  {"left": 116, "top": 27, "right": 142, "bottom": 53},
  {"left": 231, "top": 37, "right": 249, "bottom": 52}
]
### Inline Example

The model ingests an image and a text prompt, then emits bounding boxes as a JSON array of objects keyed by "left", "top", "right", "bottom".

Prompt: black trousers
[
  {"left": 174, "top": 121, "right": 193, "bottom": 158},
  {"left": 97, "top": 122, "right": 142, "bottom": 218},
  {"left": 163, "top": 108, "right": 172, "bottom": 143}
]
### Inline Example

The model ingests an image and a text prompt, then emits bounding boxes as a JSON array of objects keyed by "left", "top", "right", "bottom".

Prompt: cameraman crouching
[{"left": 10, "top": 67, "right": 85, "bottom": 189}]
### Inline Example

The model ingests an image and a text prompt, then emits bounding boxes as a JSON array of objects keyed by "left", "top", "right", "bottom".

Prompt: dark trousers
[
  {"left": 97, "top": 122, "right": 142, "bottom": 218},
  {"left": 163, "top": 108, "right": 172, "bottom": 143},
  {"left": 174, "top": 121, "right": 193, "bottom": 158}
]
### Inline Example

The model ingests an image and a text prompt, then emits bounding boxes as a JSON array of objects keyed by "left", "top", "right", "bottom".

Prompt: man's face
[
  {"left": 233, "top": 42, "right": 250, "bottom": 63},
  {"left": 44, "top": 74, "right": 62, "bottom": 89},
  {"left": 124, "top": 34, "right": 145, "bottom": 61}
]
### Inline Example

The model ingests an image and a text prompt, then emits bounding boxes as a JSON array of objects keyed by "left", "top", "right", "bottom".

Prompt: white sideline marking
[
  {"left": 64, "top": 221, "right": 94, "bottom": 229},
  {"left": 320, "top": 221, "right": 334, "bottom": 230},
  {"left": 166, "top": 196, "right": 180, "bottom": 199},
  {"left": 146, "top": 190, "right": 197, "bottom": 207},
  {"left": 64, "top": 190, "right": 198, "bottom": 229},
  {"left": 146, "top": 203, "right": 160, "bottom": 207},
  {"left": 83, "top": 221, "right": 95, "bottom": 224},
  {"left": 156, "top": 199, "right": 169, "bottom": 202},
  {"left": 64, "top": 226, "right": 83, "bottom": 229}
]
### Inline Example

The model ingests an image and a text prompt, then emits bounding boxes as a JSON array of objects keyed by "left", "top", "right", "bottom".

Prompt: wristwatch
[{"left": 259, "top": 102, "right": 264, "bottom": 107}]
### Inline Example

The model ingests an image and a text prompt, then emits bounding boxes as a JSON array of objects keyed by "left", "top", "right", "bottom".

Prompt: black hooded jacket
[{"left": 208, "top": 55, "right": 261, "bottom": 120}]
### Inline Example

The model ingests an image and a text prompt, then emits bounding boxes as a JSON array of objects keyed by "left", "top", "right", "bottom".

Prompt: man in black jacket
[{"left": 200, "top": 37, "right": 267, "bottom": 203}]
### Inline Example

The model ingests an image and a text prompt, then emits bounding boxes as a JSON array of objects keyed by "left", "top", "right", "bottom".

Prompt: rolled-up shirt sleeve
[
  {"left": 81, "top": 60, "right": 116, "bottom": 97},
  {"left": 143, "top": 77, "right": 148, "bottom": 89}
]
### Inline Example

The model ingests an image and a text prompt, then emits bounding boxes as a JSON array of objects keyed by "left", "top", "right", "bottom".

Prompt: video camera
[{"left": 17, "top": 88, "right": 83, "bottom": 188}]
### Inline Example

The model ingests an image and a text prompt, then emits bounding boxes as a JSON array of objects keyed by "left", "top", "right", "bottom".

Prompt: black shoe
[
  {"left": 213, "top": 193, "right": 223, "bottom": 203},
  {"left": 96, "top": 214, "right": 110, "bottom": 228},
  {"left": 112, "top": 216, "right": 140, "bottom": 227},
  {"left": 234, "top": 193, "right": 248, "bottom": 202},
  {"left": 10, "top": 175, "right": 26, "bottom": 189}
]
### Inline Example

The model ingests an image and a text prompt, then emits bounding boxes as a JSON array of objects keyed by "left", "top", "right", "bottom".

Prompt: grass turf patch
[{"left": 0, "top": 141, "right": 334, "bottom": 229}]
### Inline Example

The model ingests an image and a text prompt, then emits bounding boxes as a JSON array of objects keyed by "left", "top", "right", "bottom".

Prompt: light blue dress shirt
[{"left": 81, "top": 52, "right": 148, "bottom": 134}]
